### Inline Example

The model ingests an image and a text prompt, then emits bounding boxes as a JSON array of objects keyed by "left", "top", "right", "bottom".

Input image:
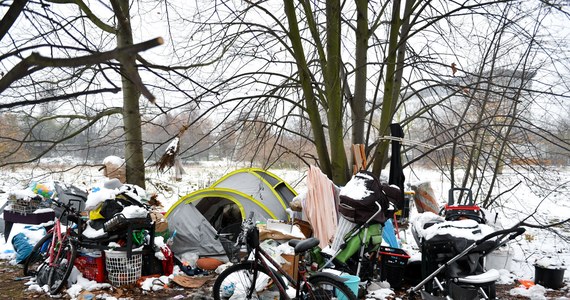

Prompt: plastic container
[
  {"left": 534, "top": 265, "right": 566, "bottom": 289},
  {"left": 486, "top": 247, "right": 512, "bottom": 270},
  {"left": 337, "top": 274, "right": 360, "bottom": 300},
  {"left": 379, "top": 246, "right": 410, "bottom": 288},
  {"left": 74, "top": 252, "right": 106, "bottom": 283},
  {"left": 7, "top": 196, "right": 44, "bottom": 215},
  {"left": 141, "top": 251, "right": 163, "bottom": 276},
  {"left": 105, "top": 249, "right": 143, "bottom": 286}
]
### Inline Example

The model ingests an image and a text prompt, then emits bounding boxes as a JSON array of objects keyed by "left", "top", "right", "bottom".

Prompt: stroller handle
[{"left": 476, "top": 226, "right": 526, "bottom": 245}]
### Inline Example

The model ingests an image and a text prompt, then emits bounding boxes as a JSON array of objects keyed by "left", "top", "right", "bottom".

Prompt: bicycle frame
[
  {"left": 46, "top": 205, "right": 79, "bottom": 269},
  {"left": 250, "top": 245, "right": 294, "bottom": 298},
  {"left": 45, "top": 198, "right": 83, "bottom": 269},
  {"left": 47, "top": 217, "right": 67, "bottom": 267},
  {"left": 249, "top": 239, "right": 335, "bottom": 300}
]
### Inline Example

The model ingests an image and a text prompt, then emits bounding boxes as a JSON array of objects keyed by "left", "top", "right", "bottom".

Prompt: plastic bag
[{"left": 12, "top": 233, "right": 33, "bottom": 264}]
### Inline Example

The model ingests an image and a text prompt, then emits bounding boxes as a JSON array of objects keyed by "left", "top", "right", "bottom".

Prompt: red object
[
  {"left": 196, "top": 257, "right": 224, "bottom": 271},
  {"left": 74, "top": 254, "right": 106, "bottom": 283},
  {"left": 444, "top": 204, "right": 481, "bottom": 211},
  {"left": 161, "top": 246, "right": 174, "bottom": 276},
  {"left": 518, "top": 279, "right": 535, "bottom": 289},
  {"left": 379, "top": 246, "right": 411, "bottom": 260},
  {"left": 393, "top": 212, "right": 401, "bottom": 239}
]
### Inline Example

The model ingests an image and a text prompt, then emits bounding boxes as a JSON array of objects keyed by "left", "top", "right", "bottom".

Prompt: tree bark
[
  {"left": 284, "top": 0, "right": 333, "bottom": 178},
  {"left": 325, "top": 0, "right": 350, "bottom": 184},
  {"left": 112, "top": 0, "right": 146, "bottom": 188},
  {"left": 351, "top": 0, "right": 368, "bottom": 164},
  {"left": 373, "top": 0, "right": 402, "bottom": 175},
  {"left": 0, "top": 0, "right": 29, "bottom": 42}
]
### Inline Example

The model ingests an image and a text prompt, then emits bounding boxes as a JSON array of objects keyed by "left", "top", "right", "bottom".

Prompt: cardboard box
[
  {"left": 281, "top": 254, "right": 299, "bottom": 282},
  {"left": 267, "top": 219, "right": 294, "bottom": 232}
]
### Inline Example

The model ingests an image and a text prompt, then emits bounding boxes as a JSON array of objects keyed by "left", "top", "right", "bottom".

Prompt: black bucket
[
  {"left": 534, "top": 265, "right": 566, "bottom": 289},
  {"left": 379, "top": 246, "right": 410, "bottom": 288}
]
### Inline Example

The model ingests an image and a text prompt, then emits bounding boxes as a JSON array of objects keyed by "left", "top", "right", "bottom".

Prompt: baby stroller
[{"left": 410, "top": 219, "right": 525, "bottom": 300}]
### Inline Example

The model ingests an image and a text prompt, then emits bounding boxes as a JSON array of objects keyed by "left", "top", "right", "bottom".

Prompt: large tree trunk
[
  {"left": 373, "top": 0, "right": 414, "bottom": 175},
  {"left": 284, "top": 0, "right": 333, "bottom": 178},
  {"left": 325, "top": 0, "right": 350, "bottom": 184},
  {"left": 112, "top": 0, "right": 145, "bottom": 188},
  {"left": 351, "top": 0, "right": 368, "bottom": 170}
]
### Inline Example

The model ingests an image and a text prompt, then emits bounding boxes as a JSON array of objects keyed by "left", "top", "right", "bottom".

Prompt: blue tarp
[{"left": 382, "top": 219, "right": 400, "bottom": 248}]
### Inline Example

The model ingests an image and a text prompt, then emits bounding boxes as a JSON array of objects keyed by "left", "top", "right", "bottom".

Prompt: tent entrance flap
[{"left": 195, "top": 197, "right": 242, "bottom": 232}]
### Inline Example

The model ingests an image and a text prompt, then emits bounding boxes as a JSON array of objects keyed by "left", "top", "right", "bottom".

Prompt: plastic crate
[
  {"left": 105, "top": 249, "right": 142, "bottom": 286},
  {"left": 74, "top": 252, "right": 106, "bottom": 283},
  {"left": 103, "top": 214, "right": 151, "bottom": 232},
  {"left": 7, "top": 196, "right": 44, "bottom": 215},
  {"left": 379, "top": 246, "right": 410, "bottom": 288}
]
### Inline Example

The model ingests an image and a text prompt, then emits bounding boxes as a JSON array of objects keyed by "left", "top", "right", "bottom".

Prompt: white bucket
[{"left": 485, "top": 247, "right": 512, "bottom": 270}]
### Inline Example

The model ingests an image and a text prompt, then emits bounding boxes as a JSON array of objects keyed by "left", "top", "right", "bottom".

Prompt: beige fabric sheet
[{"left": 303, "top": 165, "right": 338, "bottom": 249}]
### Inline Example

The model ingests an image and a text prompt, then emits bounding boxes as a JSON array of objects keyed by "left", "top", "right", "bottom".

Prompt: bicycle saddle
[{"left": 292, "top": 237, "right": 319, "bottom": 254}]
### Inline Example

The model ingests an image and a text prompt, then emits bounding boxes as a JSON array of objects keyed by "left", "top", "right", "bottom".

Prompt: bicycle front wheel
[
  {"left": 212, "top": 261, "right": 285, "bottom": 300},
  {"left": 302, "top": 274, "right": 358, "bottom": 300},
  {"left": 46, "top": 237, "right": 77, "bottom": 295},
  {"left": 23, "top": 232, "right": 53, "bottom": 276}
]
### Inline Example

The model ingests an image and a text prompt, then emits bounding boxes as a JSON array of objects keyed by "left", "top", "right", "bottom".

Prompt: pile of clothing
[{"left": 82, "top": 178, "right": 153, "bottom": 240}]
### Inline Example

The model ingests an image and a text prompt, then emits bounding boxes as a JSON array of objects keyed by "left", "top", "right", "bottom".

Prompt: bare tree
[
  {"left": 0, "top": 0, "right": 165, "bottom": 187},
  {"left": 1, "top": 0, "right": 569, "bottom": 199},
  {"left": 159, "top": 0, "right": 569, "bottom": 187},
  {"left": 398, "top": 1, "right": 570, "bottom": 207}
]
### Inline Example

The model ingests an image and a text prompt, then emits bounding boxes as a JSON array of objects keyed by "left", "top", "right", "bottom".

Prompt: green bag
[{"left": 335, "top": 223, "right": 383, "bottom": 263}]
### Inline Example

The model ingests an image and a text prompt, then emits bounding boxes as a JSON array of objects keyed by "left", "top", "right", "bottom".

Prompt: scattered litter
[
  {"left": 171, "top": 274, "right": 214, "bottom": 289},
  {"left": 517, "top": 279, "right": 536, "bottom": 289},
  {"left": 510, "top": 283, "right": 547, "bottom": 299},
  {"left": 366, "top": 287, "right": 394, "bottom": 299}
]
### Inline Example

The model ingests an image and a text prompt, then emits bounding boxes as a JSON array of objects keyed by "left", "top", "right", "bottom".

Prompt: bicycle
[
  {"left": 212, "top": 214, "right": 358, "bottom": 300},
  {"left": 24, "top": 184, "right": 154, "bottom": 295},
  {"left": 23, "top": 197, "right": 82, "bottom": 294},
  {"left": 23, "top": 181, "right": 88, "bottom": 278}
]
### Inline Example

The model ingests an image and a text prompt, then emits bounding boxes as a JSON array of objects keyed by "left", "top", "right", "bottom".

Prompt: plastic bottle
[{"left": 167, "top": 229, "right": 177, "bottom": 246}]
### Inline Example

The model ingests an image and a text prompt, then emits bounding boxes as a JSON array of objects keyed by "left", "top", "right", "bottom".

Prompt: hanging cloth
[{"left": 303, "top": 165, "right": 338, "bottom": 249}]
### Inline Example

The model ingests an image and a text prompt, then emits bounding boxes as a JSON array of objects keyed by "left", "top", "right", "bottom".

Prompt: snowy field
[{"left": 0, "top": 159, "right": 568, "bottom": 299}]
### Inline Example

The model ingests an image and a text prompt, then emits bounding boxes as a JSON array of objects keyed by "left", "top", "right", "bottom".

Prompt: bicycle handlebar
[{"left": 51, "top": 198, "right": 81, "bottom": 217}]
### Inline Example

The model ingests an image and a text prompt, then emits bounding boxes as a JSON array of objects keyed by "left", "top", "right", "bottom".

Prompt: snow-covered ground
[{"left": 0, "top": 160, "right": 568, "bottom": 299}]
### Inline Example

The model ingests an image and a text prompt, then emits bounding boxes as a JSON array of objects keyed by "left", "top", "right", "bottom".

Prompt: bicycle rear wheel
[
  {"left": 23, "top": 232, "right": 53, "bottom": 276},
  {"left": 212, "top": 261, "right": 285, "bottom": 300},
  {"left": 46, "top": 237, "right": 77, "bottom": 295},
  {"left": 302, "top": 274, "right": 358, "bottom": 300}
]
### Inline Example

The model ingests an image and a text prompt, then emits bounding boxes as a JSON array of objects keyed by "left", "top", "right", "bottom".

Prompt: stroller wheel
[{"left": 449, "top": 281, "right": 496, "bottom": 300}]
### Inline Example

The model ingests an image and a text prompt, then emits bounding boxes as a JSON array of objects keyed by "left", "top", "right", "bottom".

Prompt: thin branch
[
  {"left": 0, "top": 37, "right": 163, "bottom": 97},
  {"left": 0, "top": 87, "right": 120, "bottom": 109}
]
